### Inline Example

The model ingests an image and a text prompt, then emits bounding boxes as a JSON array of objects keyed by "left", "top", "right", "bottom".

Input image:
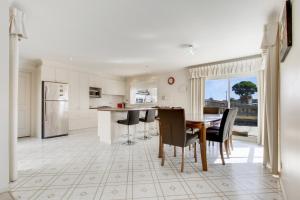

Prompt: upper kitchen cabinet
[
  {"left": 79, "top": 73, "right": 90, "bottom": 110},
  {"left": 41, "top": 65, "right": 69, "bottom": 83},
  {"left": 69, "top": 71, "right": 80, "bottom": 110},
  {"left": 55, "top": 68, "right": 69, "bottom": 83},
  {"left": 101, "top": 79, "right": 125, "bottom": 96},
  {"left": 89, "top": 75, "right": 125, "bottom": 96},
  {"left": 41, "top": 66, "right": 55, "bottom": 82},
  {"left": 89, "top": 74, "right": 101, "bottom": 88}
]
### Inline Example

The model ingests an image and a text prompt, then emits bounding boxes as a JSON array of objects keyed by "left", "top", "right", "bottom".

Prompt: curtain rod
[{"left": 186, "top": 54, "right": 262, "bottom": 69}]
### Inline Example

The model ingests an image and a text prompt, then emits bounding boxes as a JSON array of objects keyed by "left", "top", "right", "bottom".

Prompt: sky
[{"left": 205, "top": 76, "right": 257, "bottom": 100}]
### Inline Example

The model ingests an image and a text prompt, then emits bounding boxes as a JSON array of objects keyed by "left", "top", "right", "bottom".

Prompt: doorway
[{"left": 18, "top": 71, "right": 31, "bottom": 138}]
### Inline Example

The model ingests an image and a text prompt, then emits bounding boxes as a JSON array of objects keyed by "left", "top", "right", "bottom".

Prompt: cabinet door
[
  {"left": 41, "top": 66, "right": 55, "bottom": 81},
  {"left": 55, "top": 68, "right": 69, "bottom": 83},
  {"left": 102, "top": 79, "right": 125, "bottom": 95},
  {"left": 79, "top": 73, "right": 89, "bottom": 110},
  {"left": 69, "top": 71, "right": 80, "bottom": 110},
  {"left": 114, "top": 80, "right": 126, "bottom": 95},
  {"left": 89, "top": 74, "right": 100, "bottom": 87}
]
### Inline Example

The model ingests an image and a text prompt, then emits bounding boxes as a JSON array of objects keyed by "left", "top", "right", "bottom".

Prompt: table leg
[
  {"left": 158, "top": 134, "right": 162, "bottom": 158},
  {"left": 199, "top": 124, "right": 207, "bottom": 171}
]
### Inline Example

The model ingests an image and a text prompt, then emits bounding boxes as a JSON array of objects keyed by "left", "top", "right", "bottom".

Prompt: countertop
[{"left": 97, "top": 107, "right": 157, "bottom": 112}]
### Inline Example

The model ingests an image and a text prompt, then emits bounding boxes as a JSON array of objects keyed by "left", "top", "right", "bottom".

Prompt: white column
[{"left": 9, "top": 34, "right": 19, "bottom": 182}]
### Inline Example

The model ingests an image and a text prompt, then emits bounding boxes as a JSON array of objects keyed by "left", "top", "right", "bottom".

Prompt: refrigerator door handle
[
  {"left": 44, "top": 85, "right": 48, "bottom": 100},
  {"left": 44, "top": 102, "right": 47, "bottom": 121}
]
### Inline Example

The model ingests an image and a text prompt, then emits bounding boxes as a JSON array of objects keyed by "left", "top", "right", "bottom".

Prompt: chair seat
[
  {"left": 139, "top": 118, "right": 147, "bottom": 122},
  {"left": 206, "top": 128, "right": 220, "bottom": 142},
  {"left": 117, "top": 119, "right": 128, "bottom": 125},
  {"left": 207, "top": 126, "right": 220, "bottom": 130},
  {"left": 139, "top": 118, "right": 155, "bottom": 123}
]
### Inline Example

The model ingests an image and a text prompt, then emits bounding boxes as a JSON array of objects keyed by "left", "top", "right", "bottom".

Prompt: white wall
[
  {"left": 280, "top": 0, "right": 300, "bottom": 199},
  {"left": 0, "top": 0, "right": 9, "bottom": 193},
  {"left": 126, "top": 69, "right": 190, "bottom": 112}
]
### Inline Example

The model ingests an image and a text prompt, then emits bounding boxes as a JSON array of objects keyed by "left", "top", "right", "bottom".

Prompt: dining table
[{"left": 158, "top": 114, "right": 222, "bottom": 171}]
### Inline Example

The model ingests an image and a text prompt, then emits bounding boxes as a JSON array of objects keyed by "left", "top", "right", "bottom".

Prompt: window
[{"left": 132, "top": 88, "right": 158, "bottom": 104}]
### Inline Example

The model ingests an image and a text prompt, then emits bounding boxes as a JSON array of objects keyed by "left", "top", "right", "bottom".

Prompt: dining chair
[
  {"left": 158, "top": 108, "right": 198, "bottom": 172},
  {"left": 206, "top": 108, "right": 237, "bottom": 165},
  {"left": 208, "top": 108, "right": 238, "bottom": 152}
]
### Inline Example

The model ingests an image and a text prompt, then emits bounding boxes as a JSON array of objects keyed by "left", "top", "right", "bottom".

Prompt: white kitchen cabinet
[
  {"left": 70, "top": 72, "right": 89, "bottom": 111},
  {"left": 41, "top": 66, "right": 69, "bottom": 83},
  {"left": 79, "top": 73, "right": 89, "bottom": 110},
  {"left": 41, "top": 66, "right": 55, "bottom": 82},
  {"left": 69, "top": 110, "right": 97, "bottom": 130},
  {"left": 69, "top": 71, "right": 80, "bottom": 110},
  {"left": 102, "top": 79, "right": 125, "bottom": 96},
  {"left": 89, "top": 74, "right": 100, "bottom": 87},
  {"left": 55, "top": 68, "right": 69, "bottom": 83}
]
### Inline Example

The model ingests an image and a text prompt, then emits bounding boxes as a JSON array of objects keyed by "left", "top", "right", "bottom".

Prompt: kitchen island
[{"left": 97, "top": 107, "right": 157, "bottom": 144}]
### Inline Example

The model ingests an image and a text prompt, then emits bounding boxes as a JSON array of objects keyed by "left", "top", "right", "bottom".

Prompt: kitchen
[{"left": 19, "top": 59, "right": 177, "bottom": 139}]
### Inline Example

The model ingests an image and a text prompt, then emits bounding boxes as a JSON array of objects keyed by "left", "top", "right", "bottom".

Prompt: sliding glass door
[
  {"left": 205, "top": 78, "right": 229, "bottom": 108},
  {"left": 205, "top": 74, "right": 258, "bottom": 138}
]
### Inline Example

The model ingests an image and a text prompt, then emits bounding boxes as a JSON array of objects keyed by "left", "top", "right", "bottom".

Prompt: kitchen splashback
[{"left": 89, "top": 94, "right": 124, "bottom": 108}]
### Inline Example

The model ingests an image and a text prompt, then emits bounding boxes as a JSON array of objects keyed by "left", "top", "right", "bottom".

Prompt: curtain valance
[{"left": 188, "top": 56, "right": 263, "bottom": 78}]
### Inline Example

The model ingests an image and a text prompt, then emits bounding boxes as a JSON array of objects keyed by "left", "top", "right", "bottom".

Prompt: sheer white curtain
[
  {"left": 257, "top": 70, "right": 265, "bottom": 145},
  {"left": 261, "top": 22, "right": 280, "bottom": 174},
  {"left": 190, "top": 77, "right": 205, "bottom": 118}
]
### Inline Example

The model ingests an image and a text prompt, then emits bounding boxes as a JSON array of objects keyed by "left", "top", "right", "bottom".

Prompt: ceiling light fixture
[{"left": 180, "top": 44, "right": 195, "bottom": 55}]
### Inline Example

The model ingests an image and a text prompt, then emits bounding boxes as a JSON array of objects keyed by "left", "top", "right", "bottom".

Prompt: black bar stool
[
  {"left": 139, "top": 109, "right": 156, "bottom": 140},
  {"left": 117, "top": 110, "right": 140, "bottom": 145}
]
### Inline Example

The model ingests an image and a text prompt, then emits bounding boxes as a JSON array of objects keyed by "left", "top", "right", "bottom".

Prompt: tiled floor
[{"left": 10, "top": 129, "right": 283, "bottom": 200}]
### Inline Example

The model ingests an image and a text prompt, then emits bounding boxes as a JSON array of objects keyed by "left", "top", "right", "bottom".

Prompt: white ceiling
[{"left": 11, "top": 0, "right": 283, "bottom": 76}]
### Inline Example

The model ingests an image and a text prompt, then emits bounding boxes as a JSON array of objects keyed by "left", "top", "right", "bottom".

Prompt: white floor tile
[{"left": 12, "top": 130, "right": 282, "bottom": 200}]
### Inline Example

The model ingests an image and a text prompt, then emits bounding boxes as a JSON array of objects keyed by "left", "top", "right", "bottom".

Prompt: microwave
[{"left": 89, "top": 87, "right": 101, "bottom": 98}]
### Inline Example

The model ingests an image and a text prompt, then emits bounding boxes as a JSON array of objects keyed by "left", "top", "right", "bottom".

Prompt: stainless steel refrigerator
[{"left": 42, "top": 81, "right": 69, "bottom": 139}]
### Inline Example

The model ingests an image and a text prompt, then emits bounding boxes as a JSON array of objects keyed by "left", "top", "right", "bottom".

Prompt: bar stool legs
[
  {"left": 139, "top": 122, "right": 152, "bottom": 140},
  {"left": 123, "top": 125, "right": 136, "bottom": 145}
]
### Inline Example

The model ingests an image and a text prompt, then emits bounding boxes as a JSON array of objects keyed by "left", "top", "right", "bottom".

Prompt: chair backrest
[
  {"left": 227, "top": 108, "right": 238, "bottom": 137},
  {"left": 204, "top": 107, "right": 220, "bottom": 114},
  {"left": 144, "top": 109, "right": 156, "bottom": 122},
  {"left": 127, "top": 110, "right": 140, "bottom": 125},
  {"left": 218, "top": 108, "right": 237, "bottom": 141},
  {"left": 158, "top": 108, "right": 186, "bottom": 147}
]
